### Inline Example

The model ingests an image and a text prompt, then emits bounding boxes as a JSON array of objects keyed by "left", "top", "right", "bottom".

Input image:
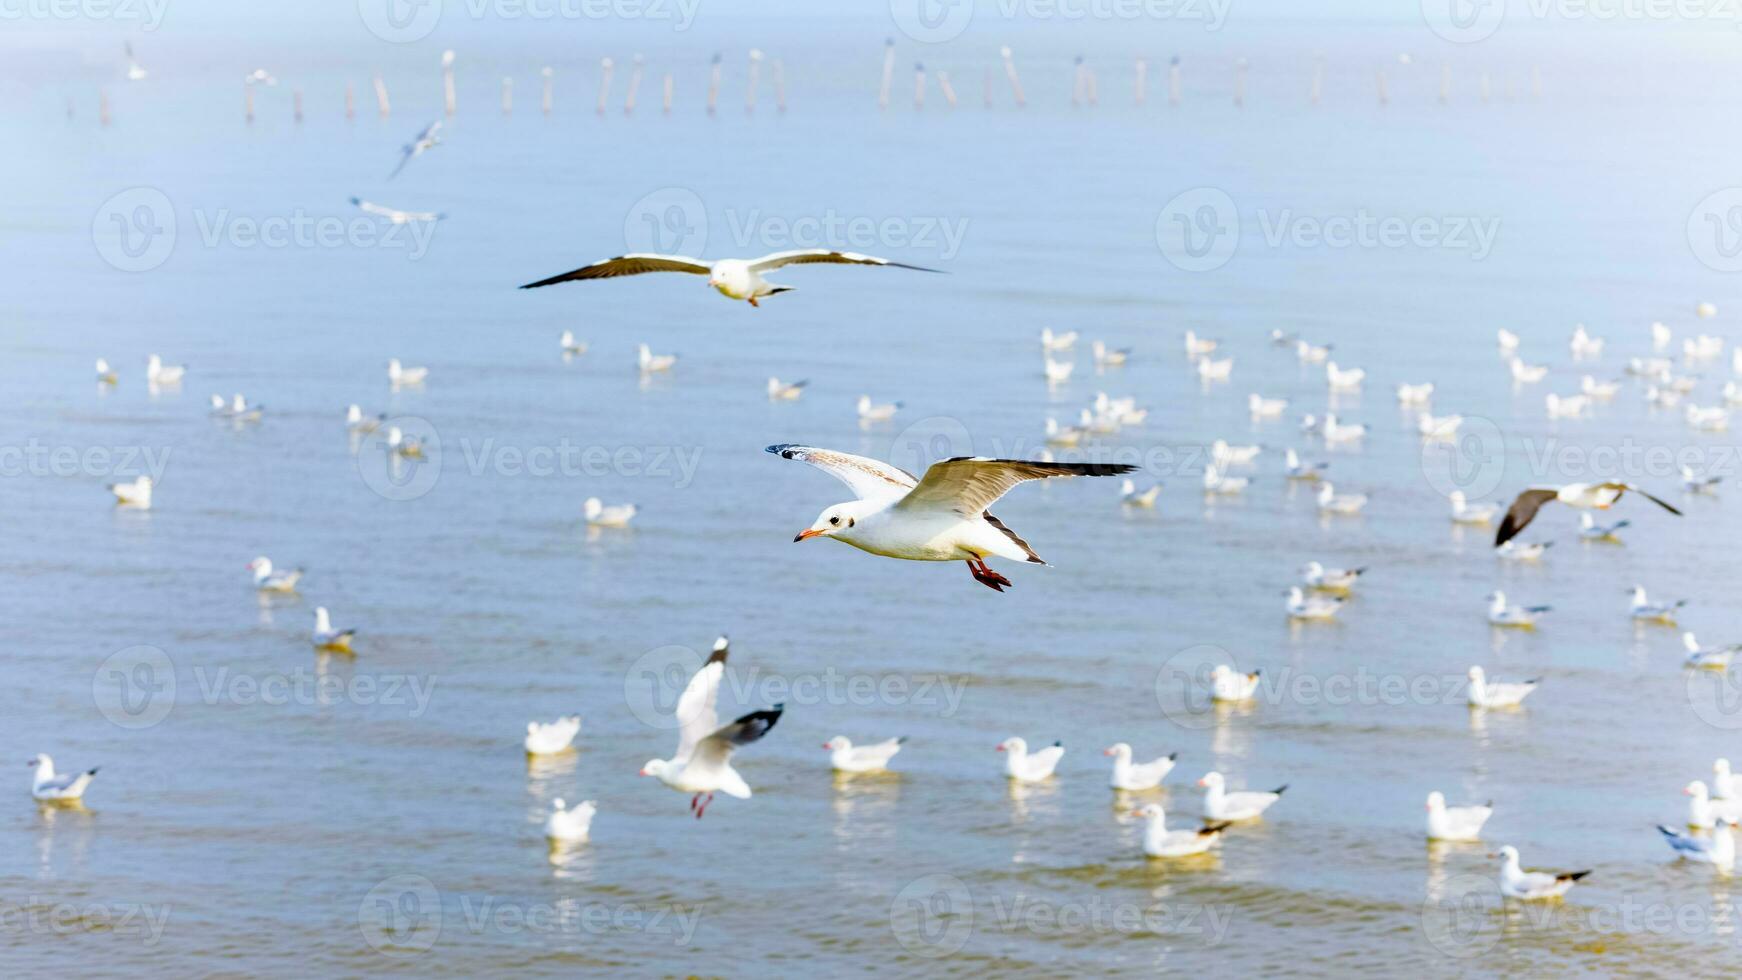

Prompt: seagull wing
[
  {"left": 351, "top": 198, "right": 393, "bottom": 219},
  {"left": 671, "top": 643, "right": 729, "bottom": 764},
  {"left": 747, "top": 249, "right": 943, "bottom": 274},
  {"left": 764, "top": 444, "right": 918, "bottom": 502},
  {"left": 1605, "top": 483, "right": 1684, "bottom": 516},
  {"left": 690, "top": 706, "right": 784, "bottom": 771},
  {"left": 519, "top": 254, "right": 712, "bottom": 289},
  {"left": 1495, "top": 488, "right": 1559, "bottom": 547},
  {"left": 894, "top": 457, "right": 1137, "bottom": 517}
]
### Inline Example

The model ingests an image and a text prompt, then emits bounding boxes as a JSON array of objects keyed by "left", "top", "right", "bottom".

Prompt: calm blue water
[{"left": 3, "top": 15, "right": 1742, "bottom": 976}]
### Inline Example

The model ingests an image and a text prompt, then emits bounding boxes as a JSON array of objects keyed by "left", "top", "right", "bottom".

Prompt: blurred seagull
[
  {"left": 1426, "top": 792, "right": 1493, "bottom": 842},
  {"left": 1092, "top": 341, "right": 1130, "bottom": 366},
  {"left": 1285, "top": 586, "right": 1343, "bottom": 620},
  {"left": 525, "top": 715, "right": 582, "bottom": 755},
  {"left": 345, "top": 405, "right": 384, "bottom": 433},
  {"left": 1183, "top": 331, "right": 1219, "bottom": 356},
  {"left": 583, "top": 497, "right": 637, "bottom": 528},
  {"left": 1209, "top": 665, "right": 1261, "bottom": 702},
  {"left": 823, "top": 736, "right": 905, "bottom": 774},
  {"left": 1120, "top": 479, "right": 1160, "bottom": 507},
  {"left": 1195, "top": 356, "right": 1233, "bottom": 381},
  {"left": 1325, "top": 361, "right": 1365, "bottom": 390},
  {"left": 1316, "top": 482, "right": 1367, "bottom": 515},
  {"left": 639, "top": 643, "right": 783, "bottom": 819},
  {"left": 1449, "top": 491, "right": 1499, "bottom": 525},
  {"left": 1466, "top": 666, "right": 1537, "bottom": 708},
  {"left": 108, "top": 475, "right": 151, "bottom": 508},
  {"left": 856, "top": 395, "right": 900, "bottom": 423},
  {"left": 544, "top": 798, "right": 596, "bottom": 843},
  {"left": 768, "top": 444, "right": 1133, "bottom": 591},
  {"left": 28, "top": 755, "right": 98, "bottom": 803},
  {"left": 1198, "top": 771, "right": 1287, "bottom": 821},
  {"left": 389, "top": 120, "right": 441, "bottom": 179},
  {"left": 1580, "top": 375, "right": 1620, "bottom": 400},
  {"left": 1496, "top": 328, "right": 1520, "bottom": 351},
  {"left": 1041, "top": 328, "right": 1079, "bottom": 353},
  {"left": 1657, "top": 819, "right": 1734, "bottom": 873},
  {"left": 1509, "top": 357, "right": 1548, "bottom": 383},
  {"left": 385, "top": 426, "right": 424, "bottom": 459},
  {"left": 1418, "top": 413, "right": 1463, "bottom": 441},
  {"left": 1682, "top": 464, "right": 1723, "bottom": 493},
  {"left": 387, "top": 358, "right": 428, "bottom": 385},
  {"left": 1302, "top": 561, "right": 1364, "bottom": 592},
  {"left": 1569, "top": 325, "right": 1605, "bottom": 357},
  {"left": 1321, "top": 415, "right": 1368, "bottom": 443},
  {"left": 94, "top": 358, "right": 117, "bottom": 384},
  {"left": 1684, "top": 632, "right": 1741, "bottom": 671},
  {"left": 1628, "top": 586, "right": 1686, "bottom": 624},
  {"left": 145, "top": 354, "right": 185, "bottom": 384},
  {"left": 519, "top": 249, "right": 941, "bottom": 307},
  {"left": 1249, "top": 393, "right": 1288, "bottom": 418},
  {"left": 1494, "top": 846, "right": 1589, "bottom": 901},
  {"left": 351, "top": 197, "right": 445, "bottom": 224},
  {"left": 247, "top": 556, "right": 302, "bottom": 593},
  {"left": 1496, "top": 540, "right": 1552, "bottom": 561},
  {"left": 311, "top": 606, "right": 354, "bottom": 652},
  {"left": 637, "top": 344, "right": 677, "bottom": 373},
  {"left": 1104, "top": 743, "right": 1177, "bottom": 791},
  {"left": 1284, "top": 448, "right": 1328, "bottom": 481},
  {"left": 1396, "top": 382, "right": 1435, "bottom": 404},
  {"left": 997, "top": 737, "right": 1064, "bottom": 782},
  {"left": 1203, "top": 464, "right": 1249, "bottom": 495},
  {"left": 1578, "top": 512, "right": 1630, "bottom": 541},
  {"left": 559, "top": 330, "right": 587, "bottom": 355},
  {"left": 1131, "top": 804, "right": 1230, "bottom": 858},
  {"left": 1486, "top": 591, "right": 1549, "bottom": 628},
  {"left": 124, "top": 42, "right": 147, "bottom": 81},
  {"left": 1494, "top": 482, "right": 1679, "bottom": 545},
  {"left": 766, "top": 377, "right": 808, "bottom": 400},
  {"left": 1297, "top": 339, "right": 1332, "bottom": 362}
]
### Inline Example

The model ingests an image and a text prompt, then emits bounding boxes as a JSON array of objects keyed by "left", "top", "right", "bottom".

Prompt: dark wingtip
[
  {"left": 1166, "top": 751, "right": 1179, "bottom": 761},
  {"left": 1563, "top": 870, "right": 1593, "bottom": 882},
  {"left": 87, "top": 768, "right": 99, "bottom": 776},
  {"left": 1272, "top": 784, "right": 1289, "bottom": 795},
  {"left": 1052, "top": 740, "right": 1063, "bottom": 748},
  {"left": 896, "top": 736, "right": 909, "bottom": 744}
]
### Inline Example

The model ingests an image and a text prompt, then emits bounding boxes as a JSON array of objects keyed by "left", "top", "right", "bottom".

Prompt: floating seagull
[
  {"left": 1092, "top": 392, "right": 1147, "bottom": 426},
  {"left": 1131, "top": 804, "right": 1229, "bottom": 858},
  {"left": 1210, "top": 440, "right": 1262, "bottom": 467},
  {"left": 1494, "top": 846, "right": 1589, "bottom": 901},
  {"left": 1284, "top": 448, "right": 1328, "bottom": 481},
  {"left": 1045, "top": 417, "right": 1088, "bottom": 447},
  {"left": 822, "top": 736, "right": 905, "bottom": 774},
  {"left": 1320, "top": 415, "right": 1368, "bottom": 443},
  {"left": 768, "top": 445, "right": 1133, "bottom": 592},
  {"left": 1686, "top": 404, "right": 1731, "bottom": 431},
  {"left": 1652, "top": 321, "right": 1673, "bottom": 349},
  {"left": 1449, "top": 491, "right": 1499, "bottom": 525},
  {"left": 1426, "top": 792, "right": 1493, "bottom": 842},
  {"left": 1079, "top": 407, "right": 1122, "bottom": 434},
  {"left": 1545, "top": 393, "right": 1589, "bottom": 419},
  {"left": 997, "top": 737, "right": 1064, "bottom": 782},
  {"left": 350, "top": 197, "right": 445, "bottom": 224},
  {"left": 1487, "top": 591, "right": 1549, "bottom": 628},
  {"left": 1041, "top": 328, "right": 1079, "bottom": 353},
  {"left": 1418, "top": 413, "right": 1463, "bottom": 441},
  {"left": 637, "top": 344, "right": 677, "bottom": 373},
  {"left": 1497, "top": 328, "right": 1520, "bottom": 351},
  {"left": 388, "top": 120, "right": 442, "bottom": 179},
  {"left": 1495, "top": 482, "right": 1679, "bottom": 546},
  {"left": 1209, "top": 665, "right": 1261, "bottom": 702},
  {"left": 387, "top": 358, "right": 428, "bottom": 385},
  {"left": 1197, "top": 771, "right": 1286, "bottom": 821},
  {"left": 1302, "top": 561, "right": 1364, "bottom": 592},
  {"left": 1249, "top": 393, "right": 1288, "bottom": 418},
  {"left": 1203, "top": 464, "right": 1249, "bottom": 495},
  {"left": 1316, "top": 482, "right": 1367, "bottom": 515},
  {"left": 385, "top": 426, "right": 424, "bottom": 459},
  {"left": 1286, "top": 586, "right": 1343, "bottom": 620},
  {"left": 94, "top": 358, "right": 117, "bottom": 384},
  {"left": 1715, "top": 759, "right": 1736, "bottom": 800},
  {"left": 1496, "top": 540, "right": 1552, "bottom": 561},
  {"left": 226, "top": 393, "right": 262, "bottom": 423},
  {"left": 1628, "top": 586, "right": 1686, "bottom": 624},
  {"left": 1183, "top": 330, "right": 1219, "bottom": 356},
  {"left": 1657, "top": 818, "right": 1734, "bottom": 873},
  {"left": 1629, "top": 355, "right": 1675, "bottom": 376},
  {"left": 1042, "top": 358, "right": 1074, "bottom": 384},
  {"left": 28, "top": 755, "right": 98, "bottom": 803},
  {"left": 108, "top": 475, "right": 151, "bottom": 509},
  {"left": 1120, "top": 478, "right": 1160, "bottom": 508},
  {"left": 1466, "top": 666, "right": 1537, "bottom": 708},
  {"left": 1297, "top": 339, "right": 1332, "bottom": 362},
  {"left": 1686, "top": 333, "right": 1726, "bottom": 359},
  {"left": 1578, "top": 511, "right": 1630, "bottom": 541},
  {"left": 311, "top": 606, "right": 354, "bottom": 652},
  {"left": 1325, "top": 361, "right": 1365, "bottom": 390},
  {"left": 519, "top": 249, "right": 941, "bottom": 307},
  {"left": 1195, "top": 356, "right": 1233, "bottom": 382},
  {"left": 525, "top": 715, "right": 582, "bottom": 755},
  {"left": 1683, "top": 632, "right": 1740, "bottom": 671},
  {"left": 1509, "top": 357, "right": 1548, "bottom": 383},
  {"left": 856, "top": 395, "right": 900, "bottom": 423},
  {"left": 145, "top": 354, "right": 185, "bottom": 384},
  {"left": 544, "top": 798, "right": 596, "bottom": 843},
  {"left": 1646, "top": 384, "right": 1682, "bottom": 408},
  {"left": 208, "top": 393, "right": 234, "bottom": 417},
  {"left": 1104, "top": 743, "right": 1177, "bottom": 791},
  {"left": 1725, "top": 381, "right": 1742, "bottom": 405},
  {"left": 345, "top": 405, "right": 384, "bottom": 433},
  {"left": 583, "top": 497, "right": 636, "bottom": 528},
  {"left": 1569, "top": 325, "right": 1605, "bottom": 357},
  {"left": 766, "top": 377, "right": 808, "bottom": 400},
  {"left": 1092, "top": 341, "right": 1130, "bottom": 366},
  {"left": 1580, "top": 375, "right": 1620, "bottom": 400},
  {"left": 1685, "top": 781, "right": 1742, "bottom": 829},
  {"left": 1269, "top": 329, "right": 1298, "bottom": 346},
  {"left": 1396, "top": 382, "right": 1434, "bottom": 404},
  {"left": 638, "top": 641, "right": 783, "bottom": 819},
  {"left": 247, "top": 556, "right": 302, "bottom": 593},
  {"left": 559, "top": 330, "right": 587, "bottom": 355},
  {"left": 1698, "top": 301, "right": 1718, "bottom": 318}
]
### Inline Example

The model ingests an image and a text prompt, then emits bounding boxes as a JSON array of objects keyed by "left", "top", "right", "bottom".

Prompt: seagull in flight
[
  {"left": 1494, "top": 482, "right": 1681, "bottom": 547},
  {"left": 766, "top": 445, "right": 1134, "bottom": 591},
  {"left": 638, "top": 638, "right": 784, "bottom": 819},
  {"left": 350, "top": 198, "right": 445, "bottom": 224},
  {"left": 389, "top": 120, "right": 442, "bottom": 179},
  {"left": 519, "top": 250, "right": 943, "bottom": 307}
]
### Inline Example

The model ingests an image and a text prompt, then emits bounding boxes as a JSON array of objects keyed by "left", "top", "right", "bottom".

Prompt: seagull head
[
  {"left": 26, "top": 755, "right": 46, "bottom": 769},
  {"left": 1492, "top": 845, "right": 1518, "bottom": 863},
  {"left": 638, "top": 759, "right": 669, "bottom": 779},
  {"left": 1425, "top": 791, "right": 1445, "bottom": 811},
  {"left": 1102, "top": 743, "right": 1131, "bottom": 758},
  {"left": 1196, "top": 771, "right": 1224, "bottom": 791},
  {"left": 795, "top": 503, "right": 862, "bottom": 542},
  {"left": 822, "top": 736, "right": 849, "bottom": 751},
  {"left": 996, "top": 737, "right": 1026, "bottom": 754}
]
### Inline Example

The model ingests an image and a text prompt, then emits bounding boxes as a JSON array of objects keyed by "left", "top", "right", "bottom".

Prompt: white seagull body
[
  {"left": 1043, "top": 358, "right": 1074, "bottom": 384},
  {"left": 519, "top": 249, "right": 941, "bottom": 306},
  {"left": 1496, "top": 540, "right": 1552, "bottom": 561},
  {"left": 1578, "top": 511, "right": 1630, "bottom": 541},
  {"left": 345, "top": 404, "right": 384, "bottom": 433},
  {"left": 767, "top": 377, "right": 808, "bottom": 400},
  {"left": 1325, "top": 361, "right": 1366, "bottom": 390},
  {"left": 1045, "top": 417, "right": 1088, "bottom": 447},
  {"left": 1449, "top": 491, "right": 1499, "bottom": 525},
  {"left": 857, "top": 395, "right": 900, "bottom": 423},
  {"left": 1092, "top": 340, "right": 1131, "bottom": 365},
  {"left": 768, "top": 444, "right": 1134, "bottom": 592},
  {"left": 1682, "top": 465, "right": 1723, "bottom": 493},
  {"left": 1466, "top": 666, "right": 1537, "bottom": 708},
  {"left": 1510, "top": 357, "right": 1549, "bottom": 384},
  {"left": 823, "top": 736, "right": 905, "bottom": 774},
  {"left": 638, "top": 639, "right": 783, "bottom": 818},
  {"left": 387, "top": 358, "right": 428, "bottom": 385},
  {"left": 525, "top": 715, "right": 582, "bottom": 755},
  {"left": 311, "top": 606, "right": 355, "bottom": 652},
  {"left": 1195, "top": 356, "right": 1233, "bottom": 381},
  {"left": 1198, "top": 771, "right": 1286, "bottom": 821},
  {"left": 1104, "top": 743, "right": 1177, "bottom": 791},
  {"left": 1497, "top": 328, "right": 1520, "bottom": 351},
  {"left": 1286, "top": 586, "right": 1343, "bottom": 620},
  {"left": 1684, "top": 632, "right": 1740, "bottom": 670},
  {"left": 1211, "top": 440, "right": 1262, "bottom": 467},
  {"left": 1320, "top": 414, "right": 1368, "bottom": 443},
  {"left": 1284, "top": 448, "right": 1328, "bottom": 481},
  {"left": 247, "top": 556, "right": 302, "bottom": 593},
  {"left": 1041, "top": 328, "right": 1079, "bottom": 353},
  {"left": 637, "top": 344, "right": 677, "bottom": 373},
  {"left": 997, "top": 737, "right": 1064, "bottom": 782},
  {"left": 1396, "top": 382, "right": 1435, "bottom": 404},
  {"left": 1203, "top": 465, "right": 1250, "bottom": 495},
  {"left": 1658, "top": 820, "right": 1734, "bottom": 873},
  {"left": 1545, "top": 393, "right": 1589, "bottom": 419},
  {"left": 1487, "top": 591, "right": 1549, "bottom": 628},
  {"left": 385, "top": 427, "right": 424, "bottom": 459},
  {"left": 1209, "top": 665, "right": 1261, "bottom": 702},
  {"left": 583, "top": 497, "right": 636, "bottom": 528},
  {"left": 1297, "top": 339, "right": 1333, "bottom": 362},
  {"left": 1686, "top": 781, "right": 1742, "bottom": 829},
  {"left": 1495, "top": 846, "right": 1589, "bottom": 901},
  {"left": 1569, "top": 325, "right": 1605, "bottom": 357},
  {"left": 145, "top": 354, "right": 185, "bottom": 384},
  {"left": 544, "top": 798, "right": 596, "bottom": 843},
  {"left": 108, "top": 475, "right": 152, "bottom": 508},
  {"left": 1418, "top": 413, "right": 1463, "bottom": 441},
  {"left": 1581, "top": 375, "right": 1620, "bottom": 400},
  {"left": 1183, "top": 330, "right": 1219, "bottom": 356},
  {"left": 1132, "top": 804, "right": 1229, "bottom": 858},
  {"left": 95, "top": 358, "right": 117, "bottom": 384},
  {"left": 351, "top": 197, "right": 445, "bottom": 224},
  {"left": 1120, "top": 478, "right": 1160, "bottom": 508},
  {"left": 560, "top": 330, "right": 588, "bottom": 355},
  {"left": 1249, "top": 393, "right": 1288, "bottom": 418},
  {"left": 1628, "top": 586, "right": 1685, "bottom": 624},
  {"left": 1316, "top": 482, "right": 1367, "bottom": 515},
  {"left": 1302, "top": 561, "right": 1364, "bottom": 592},
  {"left": 1426, "top": 792, "right": 1493, "bottom": 842},
  {"left": 29, "top": 754, "right": 98, "bottom": 803}
]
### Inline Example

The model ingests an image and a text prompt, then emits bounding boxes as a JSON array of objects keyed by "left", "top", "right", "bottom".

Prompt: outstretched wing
[
  {"left": 896, "top": 457, "right": 1137, "bottom": 517},
  {"left": 691, "top": 705, "right": 784, "bottom": 771},
  {"left": 748, "top": 249, "right": 943, "bottom": 274},
  {"left": 350, "top": 198, "right": 395, "bottom": 219},
  {"left": 519, "top": 254, "right": 712, "bottom": 289},
  {"left": 764, "top": 444, "right": 917, "bottom": 502},
  {"left": 671, "top": 642, "right": 729, "bottom": 764},
  {"left": 1605, "top": 483, "right": 1683, "bottom": 516},
  {"left": 1495, "top": 488, "right": 1559, "bottom": 547}
]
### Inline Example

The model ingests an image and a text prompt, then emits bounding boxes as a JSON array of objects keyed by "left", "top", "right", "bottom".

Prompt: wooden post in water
[
  {"left": 501, "top": 77, "right": 512, "bottom": 115},
  {"left": 707, "top": 53, "right": 721, "bottom": 115},
  {"left": 597, "top": 57, "right": 613, "bottom": 115},
  {"left": 745, "top": 49, "right": 761, "bottom": 112},
  {"left": 374, "top": 74, "right": 391, "bottom": 117},
  {"left": 1168, "top": 56, "right": 1181, "bottom": 106},
  {"left": 442, "top": 50, "right": 456, "bottom": 116},
  {"left": 937, "top": 69, "right": 957, "bottom": 108},
  {"left": 345, "top": 81, "right": 356, "bottom": 119},
  {"left": 879, "top": 38, "right": 895, "bottom": 109},
  {"left": 542, "top": 67, "right": 553, "bottom": 115},
  {"left": 913, "top": 62, "right": 925, "bottom": 110},
  {"left": 1134, "top": 57, "right": 1147, "bottom": 106},
  {"left": 626, "top": 55, "right": 645, "bottom": 114},
  {"left": 1001, "top": 46, "right": 1025, "bottom": 107},
  {"left": 774, "top": 59, "right": 786, "bottom": 112}
]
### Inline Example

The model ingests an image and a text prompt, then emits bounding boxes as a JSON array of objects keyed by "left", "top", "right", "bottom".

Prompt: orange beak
[{"left": 794, "top": 528, "right": 824, "bottom": 542}]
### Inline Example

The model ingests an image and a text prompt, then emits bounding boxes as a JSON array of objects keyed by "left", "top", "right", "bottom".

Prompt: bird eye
[
  {"left": 829, "top": 516, "right": 840, "bottom": 525},
  {"left": 848, "top": 517, "right": 855, "bottom": 528}
]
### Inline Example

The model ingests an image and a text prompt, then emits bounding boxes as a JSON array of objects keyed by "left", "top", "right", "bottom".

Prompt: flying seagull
[
  {"left": 638, "top": 637, "right": 783, "bottom": 818},
  {"left": 389, "top": 120, "right": 442, "bottom": 179},
  {"left": 519, "top": 250, "right": 943, "bottom": 307},
  {"left": 350, "top": 198, "right": 445, "bottom": 224},
  {"left": 767, "top": 445, "right": 1134, "bottom": 591},
  {"left": 1494, "top": 482, "right": 1681, "bottom": 547}
]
